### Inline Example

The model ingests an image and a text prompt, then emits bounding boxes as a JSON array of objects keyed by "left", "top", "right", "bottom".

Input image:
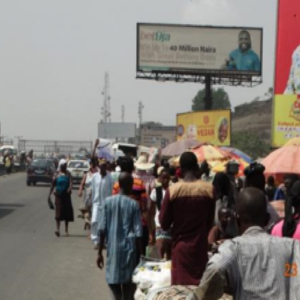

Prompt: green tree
[
  {"left": 192, "top": 87, "right": 231, "bottom": 111},
  {"left": 232, "top": 131, "right": 270, "bottom": 159}
]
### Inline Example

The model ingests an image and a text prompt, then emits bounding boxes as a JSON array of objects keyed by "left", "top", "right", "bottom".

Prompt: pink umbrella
[
  {"left": 162, "top": 140, "right": 201, "bottom": 157},
  {"left": 262, "top": 146, "right": 300, "bottom": 175}
]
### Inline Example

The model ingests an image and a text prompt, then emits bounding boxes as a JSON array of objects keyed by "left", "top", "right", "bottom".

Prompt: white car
[{"left": 67, "top": 160, "right": 89, "bottom": 184}]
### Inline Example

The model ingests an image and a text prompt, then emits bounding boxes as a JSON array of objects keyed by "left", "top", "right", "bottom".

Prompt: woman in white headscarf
[
  {"left": 48, "top": 159, "right": 74, "bottom": 237},
  {"left": 285, "top": 45, "right": 300, "bottom": 94}
]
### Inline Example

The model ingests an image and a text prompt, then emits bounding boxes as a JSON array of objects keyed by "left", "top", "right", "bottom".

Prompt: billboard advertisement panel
[
  {"left": 137, "top": 23, "right": 263, "bottom": 76},
  {"left": 176, "top": 110, "right": 231, "bottom": 146},
  {"left": 98, "top": 123, "right": 136, "bottom": 139},
  {"left": 272, "top": 0, "right": 300, "bottom": 147}
]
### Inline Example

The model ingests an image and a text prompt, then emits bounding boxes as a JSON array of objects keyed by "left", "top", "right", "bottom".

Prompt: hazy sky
[{"left": 0, "top": 0, "right": 277, "bottom": 141}]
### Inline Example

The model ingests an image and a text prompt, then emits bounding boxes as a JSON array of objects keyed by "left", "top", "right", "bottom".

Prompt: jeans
[{"left": 108, "top": 283, "right": 135, "bottom": 300}]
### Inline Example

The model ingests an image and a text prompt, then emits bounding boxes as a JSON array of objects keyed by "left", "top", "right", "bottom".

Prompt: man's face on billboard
[
  {"left": 218, "top": 124, "right": 228, "bottom": 143},
  {"left": 239, "top": 32, "right": 251, "bottom": 52},
  {"left": 187, "top": 125, "right": 197, "bottom": 139}
]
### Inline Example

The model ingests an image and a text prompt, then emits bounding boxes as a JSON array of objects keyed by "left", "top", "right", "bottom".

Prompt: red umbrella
[{"left": 262, "top": 146, "right": 300, "bottom": 175}]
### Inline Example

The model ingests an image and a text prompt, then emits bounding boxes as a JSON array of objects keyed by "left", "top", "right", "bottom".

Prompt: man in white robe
[{"left": 91, "top": 160, "right": 113, "bottom": 248}]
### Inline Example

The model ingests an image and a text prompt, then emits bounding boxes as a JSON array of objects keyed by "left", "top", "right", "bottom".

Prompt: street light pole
[
  {"left": 138, "top": 101, "right": 144, "bottom": 145},
  {"left": 14, "top": 136, "right": 23, "bottom": 154},
  {"left": 0, "top": 135, "right": 8, "bottom": 146}
]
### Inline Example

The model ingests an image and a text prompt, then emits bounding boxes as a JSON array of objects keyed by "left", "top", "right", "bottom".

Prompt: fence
[
  {"left": 19, "top": 140, "right": 93, "bottom": 156},
  {"left": 0, "top": 138, "right": 14, "bottom": 147}
]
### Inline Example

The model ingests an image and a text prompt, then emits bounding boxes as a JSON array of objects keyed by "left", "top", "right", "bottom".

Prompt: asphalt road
[{"left": 0, "top": 173, "right": 109, "bottom": 300}]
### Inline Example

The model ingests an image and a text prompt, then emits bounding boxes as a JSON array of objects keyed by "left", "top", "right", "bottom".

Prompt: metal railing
[{"left": 19, "top": 140, "right": 93, "bottom": 156}]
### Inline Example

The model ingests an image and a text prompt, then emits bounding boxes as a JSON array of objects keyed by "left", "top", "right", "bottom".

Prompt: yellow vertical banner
[{"left": 272, "top": 95, "right": 300, "bottom": 147}]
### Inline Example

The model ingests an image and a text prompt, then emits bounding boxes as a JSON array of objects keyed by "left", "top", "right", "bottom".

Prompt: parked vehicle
[
  {"left": 70, "top": 153, "right": 86, "bottom": 160},
  {"left": 27, "top": 159, "right": 56, "bottom": 186},
  {"left": 47, "top": 157, "right": 59, "bottom": 169},
  {"left": 0, "top": 145, "right": 17, "bottom": 156},
  {"left": 112, "top": 143, "right": 137, "bottom": 158},
  {"left": 67, "top": 160, "right": 89, "bottom": 184}
]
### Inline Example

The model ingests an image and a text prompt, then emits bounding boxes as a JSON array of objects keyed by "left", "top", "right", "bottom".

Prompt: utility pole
[
  {"left": 138, "top": 101, "right": 144, "bottom": 126},
  {"left": 14, "top": 136, "right": 23, "bottom": 153},
  {"left": 121, "top": 105, "right": 125, "bottom": 123},
  {"left": 204, "top": 75, "right": 212, "bottom": 110},
  {"left": 101, "top": 72, "right": 111, "bottom": 123},
  {"left": 138, "top": 101, "right": 144, "bottom": 145}
]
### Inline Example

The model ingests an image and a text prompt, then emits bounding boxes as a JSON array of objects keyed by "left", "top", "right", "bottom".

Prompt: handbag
[{"left": 48, "top": 197, "right": 55, "bottom": 210}]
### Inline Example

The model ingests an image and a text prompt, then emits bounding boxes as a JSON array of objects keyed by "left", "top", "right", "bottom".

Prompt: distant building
[
  {"left": 140, "top": 123, "right": 176, "bottom": 148},
  {"left": 232, "top": 97, "right": 272, "bottom": 143}
]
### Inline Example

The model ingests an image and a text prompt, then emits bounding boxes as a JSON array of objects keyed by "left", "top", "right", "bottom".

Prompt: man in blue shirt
[
  {"left": 225, "top": 30, "right": 261, "bottom": 72},
  {"left": 274, "top": 174, "right": 299, "bottom": 201},
  {"left": 97, "top": 172, "right": 143, "bottom": 300}
]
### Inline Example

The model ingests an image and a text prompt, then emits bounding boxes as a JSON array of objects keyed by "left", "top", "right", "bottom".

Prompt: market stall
[{"left": 133, "top": 258, "right": 232, "bottom": 300}]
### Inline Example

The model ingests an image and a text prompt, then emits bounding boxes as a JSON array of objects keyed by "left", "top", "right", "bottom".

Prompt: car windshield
[
  {"left": 71, "top": 154, "right": 85, "bottom": 160},
  {"left": 68, "top": 161, "right": 88, "bottom": 169},
  {"left": 31, "top": 160, "right": 53, "bottom": 168}
]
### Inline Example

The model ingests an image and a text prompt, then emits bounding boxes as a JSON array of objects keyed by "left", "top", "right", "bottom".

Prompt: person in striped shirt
[
  {"left": 112, "top": 156, "right": 150, "bottom": 255},
  {"left": 134, "top": 156, "right": 156, "bottom": 197}
]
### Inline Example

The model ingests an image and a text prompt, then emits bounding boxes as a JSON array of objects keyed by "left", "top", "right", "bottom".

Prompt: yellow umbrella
[
  {"left": 190, "top": 145, "right": 229, "bottom": 162},
  {"left": 284, "top": 137, "right": 300, "bottom": 146},
  {"left": 169, "top": 145, "right": 228, "bottom": 166}
]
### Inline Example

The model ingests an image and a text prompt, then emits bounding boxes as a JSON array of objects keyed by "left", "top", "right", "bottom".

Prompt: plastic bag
[
  {"left": 146, "top": 245, "right": 160, "bottom": 260},
  {"left": 134, "top": 287, "right": 147, "bottom": 300}
]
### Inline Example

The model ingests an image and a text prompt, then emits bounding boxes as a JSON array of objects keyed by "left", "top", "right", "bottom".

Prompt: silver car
[{"left": 67, "top": 160, "right": 89, "bottom": 185}]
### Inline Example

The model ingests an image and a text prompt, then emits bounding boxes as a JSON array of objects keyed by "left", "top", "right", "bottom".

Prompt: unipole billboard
[
  {"left": 272, "top": 0, "right": 300, "bottom": 147},
  {"left": 176, "top": 110, "right": 231, "bottom": 146},
  {"left": 137, "top": 24, "right": 263, "bottom": 76},
  {"left": 98, "top": 122, "right": 136, "bottom": 139}
]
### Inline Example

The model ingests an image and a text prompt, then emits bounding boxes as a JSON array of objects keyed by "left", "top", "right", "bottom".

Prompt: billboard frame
[
  {"left": 137, "top": 23, "right": 263, "bottom": 87},
  {"left": 176, "top": 109, "right": 232, "bottom": 147},
  {"left": 98, "top": 122, "right": 136, "bottom": 140},
  {"left": 271, "top": 0, "right": 280, "bottom": 149}
]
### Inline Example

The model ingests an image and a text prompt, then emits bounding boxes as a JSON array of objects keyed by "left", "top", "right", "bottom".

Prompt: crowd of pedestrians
[{"left": 47, "top": 139, "right": 300, "bottom": 300}]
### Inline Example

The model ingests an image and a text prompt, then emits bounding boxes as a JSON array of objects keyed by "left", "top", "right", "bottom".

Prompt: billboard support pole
[{"left": 204, "top": 75, "right": 212, "bottom": 110}]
